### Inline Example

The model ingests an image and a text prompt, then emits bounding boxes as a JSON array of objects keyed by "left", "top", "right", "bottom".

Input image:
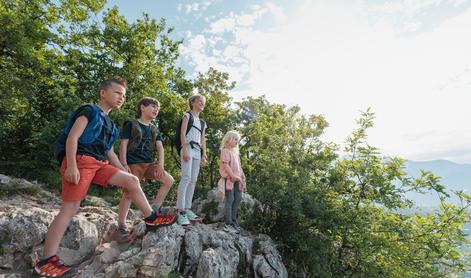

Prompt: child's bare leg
[
  {"left": 108, "top": 171, "right": 152, "bottom": 217},
  {"left": 117, "top": 192, "right": 132, "bottom": 226},
  {"left": 152, "top": 171, "right": 174, "bottom": 207},
  {"left": 42, "top": 201, "right": 81, "bottom": 258}
]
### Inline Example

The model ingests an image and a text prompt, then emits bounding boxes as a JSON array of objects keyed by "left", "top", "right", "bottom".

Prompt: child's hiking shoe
[
  {"left": 113, "top": 226, "right": 133, "bottom": 243},
  {"left": 186, "top": 209, "right": 203, "bottom": 223},
  {"left": 177, "top": 212, "right": 191, "bottom": 226},
  {"left": 32, "top": 255, "right": 77, "bottom": 277},
  {"left": 156, "top": 211, "right": 176, "bottom": 225},
  {"left": 145, "top": 211, "right": 175, "bottom": 229},
  {"left": 232, "top": 222, "right": 241, "bottom": 232}
]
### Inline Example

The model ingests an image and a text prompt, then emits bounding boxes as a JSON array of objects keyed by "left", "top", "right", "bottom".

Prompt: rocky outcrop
[
  {"left": 0, "top": 174, "right": 287, "bottom": 277},
  {"left": 192, "top": 186, "right": 262, "bottom": 223}
]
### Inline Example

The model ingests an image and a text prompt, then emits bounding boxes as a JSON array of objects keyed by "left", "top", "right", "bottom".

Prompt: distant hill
[{"left": 404, "top": 159, "right": 471, "bottom": 207}]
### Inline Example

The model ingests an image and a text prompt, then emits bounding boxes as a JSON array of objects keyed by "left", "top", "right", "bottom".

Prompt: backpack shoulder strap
[
  {"left": 127, "top": 120, "right": 142, "bottom": 152},
  {"left": 150, "top": 123, "right": 158, "bottom": 143},
  {"left": 185, "top": 112, "right": 194, "bottom": 135},
  {"left": 200, "top": 120, "right": 206, "bottom": 133}
]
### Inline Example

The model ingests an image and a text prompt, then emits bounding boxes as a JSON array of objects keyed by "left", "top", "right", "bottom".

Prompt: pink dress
[{"left": 219, "top": 148, "right": 243, "bottom": 191}]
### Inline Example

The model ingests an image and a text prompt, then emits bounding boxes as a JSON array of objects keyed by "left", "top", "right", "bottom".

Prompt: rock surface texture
[{"left": 0, "top": 174, "right": 287, "bottom": 277}]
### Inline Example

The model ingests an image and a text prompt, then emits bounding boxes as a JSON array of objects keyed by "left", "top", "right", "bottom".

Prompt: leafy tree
[
  {"left": 1, "top": 1, "right": 469, "bottom": 277},
  {"left": 236, "top": 100, "right": 470, "bottom": 277}
]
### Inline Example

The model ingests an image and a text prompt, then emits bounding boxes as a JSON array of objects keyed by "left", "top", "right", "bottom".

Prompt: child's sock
[
  {"left": 151, "top": 203, "right": 161, "bottom": 213},
  {"left": 39, "top": 255, "right": 57, "bottom": 264},
  {"left": 144, "top": 211, "right": 157, "bottom": 221}
]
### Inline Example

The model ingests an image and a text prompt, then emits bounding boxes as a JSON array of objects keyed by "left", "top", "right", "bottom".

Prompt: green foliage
[
  {"left": 239, "top": 103, "right": 470, "bottom": 277},
  {"left": 1, "top": 1, "right": 469, "bottom": 277}
]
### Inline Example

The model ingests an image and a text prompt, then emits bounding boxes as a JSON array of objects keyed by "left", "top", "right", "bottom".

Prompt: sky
[{"left": 105, "top": 0, "right": 471, "bottom": 164}]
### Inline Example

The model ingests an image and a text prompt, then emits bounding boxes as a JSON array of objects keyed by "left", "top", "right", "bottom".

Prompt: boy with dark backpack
[
  {"left": 34, "top": 78, "right": 170, "bottom": 278},
  {"left": 175, "top": 94, "right": 207, "bottom": 227},
  {"left": 115, "top": 97, "right": 176, "bottom": 242}
]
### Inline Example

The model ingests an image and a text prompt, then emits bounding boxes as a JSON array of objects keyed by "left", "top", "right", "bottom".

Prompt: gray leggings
[{"left": 225, "top": 181, "right": 242, "bottom": 224}]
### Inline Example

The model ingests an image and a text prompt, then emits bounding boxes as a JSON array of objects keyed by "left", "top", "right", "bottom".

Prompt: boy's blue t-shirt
[
  {"left": 57, "top": 105, "right": 116, "bottom": 162},
  {"left": 121, "top": 121, "right": 163, "bottom": 164}
]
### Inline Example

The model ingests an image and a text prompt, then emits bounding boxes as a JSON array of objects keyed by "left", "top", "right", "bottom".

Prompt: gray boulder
[
  {"left": 193, "top": 188, "right": 261, "bottom": 223},
  {"left": 0, "top": 175, "right": 288, "bottom": 278}
]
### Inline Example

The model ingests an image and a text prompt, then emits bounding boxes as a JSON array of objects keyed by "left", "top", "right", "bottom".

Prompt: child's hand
[
  {"left": 154, "top": 163, "right": 164, "bottom": 179},
  {"left": 65, "top": 165, "right": 80, "bottom": 184},
  {"left": 201, "top": 154, "right": 207, "bottom": 166},
  {"left": 122, "top": 164, "right": 131, "bottom": 173},
  {"left": 182, "top": 148, "right": 190, "bottom": 161},
  {"left": 232, "top": 175, "right": 242, "bottom": 183}
]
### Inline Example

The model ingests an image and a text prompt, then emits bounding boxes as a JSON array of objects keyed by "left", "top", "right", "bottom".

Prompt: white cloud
[
  {"left": 179, "top": 0, "right": 471, "bottom": 162},
  {"left": 233, "top": 1, "right": 471, "bottom": 163},
  {"left": 181, "top": 2, "right": 286, "bottom": 83},
  {"left": 209, "top": 14, "right": 236, "bottom": 33},
  {"left": 179, "top": 0, "right": 215, "bottom": 15},
  {"left": 371, "top": 0, "right": 467, "bottom": 15},
  {"left": 209, "top": 2, "right": 286, "bottom": 34}
]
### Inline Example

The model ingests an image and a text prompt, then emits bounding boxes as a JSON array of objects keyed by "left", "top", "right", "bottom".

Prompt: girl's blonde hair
[
  {"left": 188, "top": 94, "right": 206, "bottom": 110},
  {"left": 220, "top": 130, "right": 241, "bottom": 154}
]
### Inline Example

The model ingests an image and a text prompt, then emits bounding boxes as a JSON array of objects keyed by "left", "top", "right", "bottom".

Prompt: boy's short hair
[
  {"left": 137, "top": 97, "right": 160, "bottom": 117},
  {"left": 188, "top": 94, "right": 206, "bottom": 109},
  {"left": 99, "top": 77, "right": 128, "bottom": 93}
]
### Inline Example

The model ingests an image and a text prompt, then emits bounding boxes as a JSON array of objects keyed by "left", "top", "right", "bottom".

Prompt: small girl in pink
[{"left": 219, "top": 130, "right": 246, "bottom": 233}]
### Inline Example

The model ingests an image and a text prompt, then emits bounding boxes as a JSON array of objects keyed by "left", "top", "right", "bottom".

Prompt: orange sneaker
[
  {"left": 32, "top": 255, "right": 77, "bottom": 277},
  {"left": 145, "top": 211, "right": 176, "bottom": 229}
]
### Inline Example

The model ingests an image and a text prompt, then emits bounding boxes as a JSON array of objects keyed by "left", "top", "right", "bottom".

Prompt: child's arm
[
  {"left": 222, "top": 162, "right": 241, "bottom": 182},
  {"left": 180, "top": 115, "right": 190, "bottom": 161},
  {"left": 64, "top": 116, "right": 88, "bottom": 184},
  {"left": 119, "top": 139, "right": 131, "bottom": 172},
  {"left": 241, "top": 168, "right": 247, "bottom": 190},
  {"left": 201, "top": 125, "right": 207, "bottom": 165},
  {"left": 107, "top": 148, "right": 125, "bottom": 171},
  {"left": 221, "top": 150, "right": 241, "bottom": 181},
  {"left": 154, "top": 140, "right": 165, "bottom": 178}
]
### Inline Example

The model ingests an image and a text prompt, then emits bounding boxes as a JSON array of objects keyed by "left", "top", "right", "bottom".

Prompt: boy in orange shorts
[
  {"left": 33, "top": 78, "right": 172, "bottom": 278},
  {"left": 114, "top": 97, "right": 175, "bottom": 242}
]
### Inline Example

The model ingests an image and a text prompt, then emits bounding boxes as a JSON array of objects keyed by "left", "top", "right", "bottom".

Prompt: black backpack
[
  {"left": 127, "top": 120, "right": 158, "bottom": 152},
  {"left": 174, "top": 112, "right": 206, "bottom": 155}
]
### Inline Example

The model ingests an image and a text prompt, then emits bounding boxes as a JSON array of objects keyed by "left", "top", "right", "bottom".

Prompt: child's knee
[
  {"left": 164, "top": 174, "right": 175, "bottom": 188},
  {"left": 123, "top": 175, "right": 140, "bottom": 191},
  {"left": 122, "top": 191, "right": 131, "bottom": 200},
  {"left": 179, "top": 175, "right": 191, "bottom": 184}
]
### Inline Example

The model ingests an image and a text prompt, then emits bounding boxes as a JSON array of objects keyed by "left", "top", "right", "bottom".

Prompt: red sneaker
[
  {"left": 145, "top": 211, "right": 176, "bottom": 229},
  {"left": 32, "top": 255, "right": 77, "bottom": 277},
  {"left": 157, "top": 211, "right": 176, "bottom": 225}
]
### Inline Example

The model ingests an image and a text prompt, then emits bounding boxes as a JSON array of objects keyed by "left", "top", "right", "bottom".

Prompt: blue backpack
[{"left": 53, "top": 104, "right": 119, "bottom": 161}]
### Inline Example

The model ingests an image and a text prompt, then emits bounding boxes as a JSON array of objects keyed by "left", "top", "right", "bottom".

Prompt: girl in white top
[{"left": 176, "top": 94, "right": 207, "bottom": 226}]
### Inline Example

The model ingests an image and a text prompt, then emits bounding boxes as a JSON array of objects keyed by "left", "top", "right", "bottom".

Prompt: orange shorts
[
  {"left": 129, "top": 163, "right": 164, "bottom": 181},
  {"left": 61, "top": 155, "right": 120, "bottom": 201}
]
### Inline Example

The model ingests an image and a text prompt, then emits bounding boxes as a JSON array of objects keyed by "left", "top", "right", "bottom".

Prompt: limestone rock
[
  {"left": 196, "top": 247, "right": 239, "bottom": 278},
  {"left": 253, "top": 234, "right": 288, "bottom": 278},
  {"left": 193, "top": 188, "right": 262, "bottom": 223},
  {"left": 0, "top": 175, "right": 288, "bottom": 278}
]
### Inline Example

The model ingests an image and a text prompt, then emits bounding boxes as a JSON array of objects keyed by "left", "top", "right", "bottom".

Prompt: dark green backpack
[
  {"left": 127, "top": 120, "right": 158, "bottom": 152},
  {"left": 174, "top": 112, "right": 206, "bottom": 155}
]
